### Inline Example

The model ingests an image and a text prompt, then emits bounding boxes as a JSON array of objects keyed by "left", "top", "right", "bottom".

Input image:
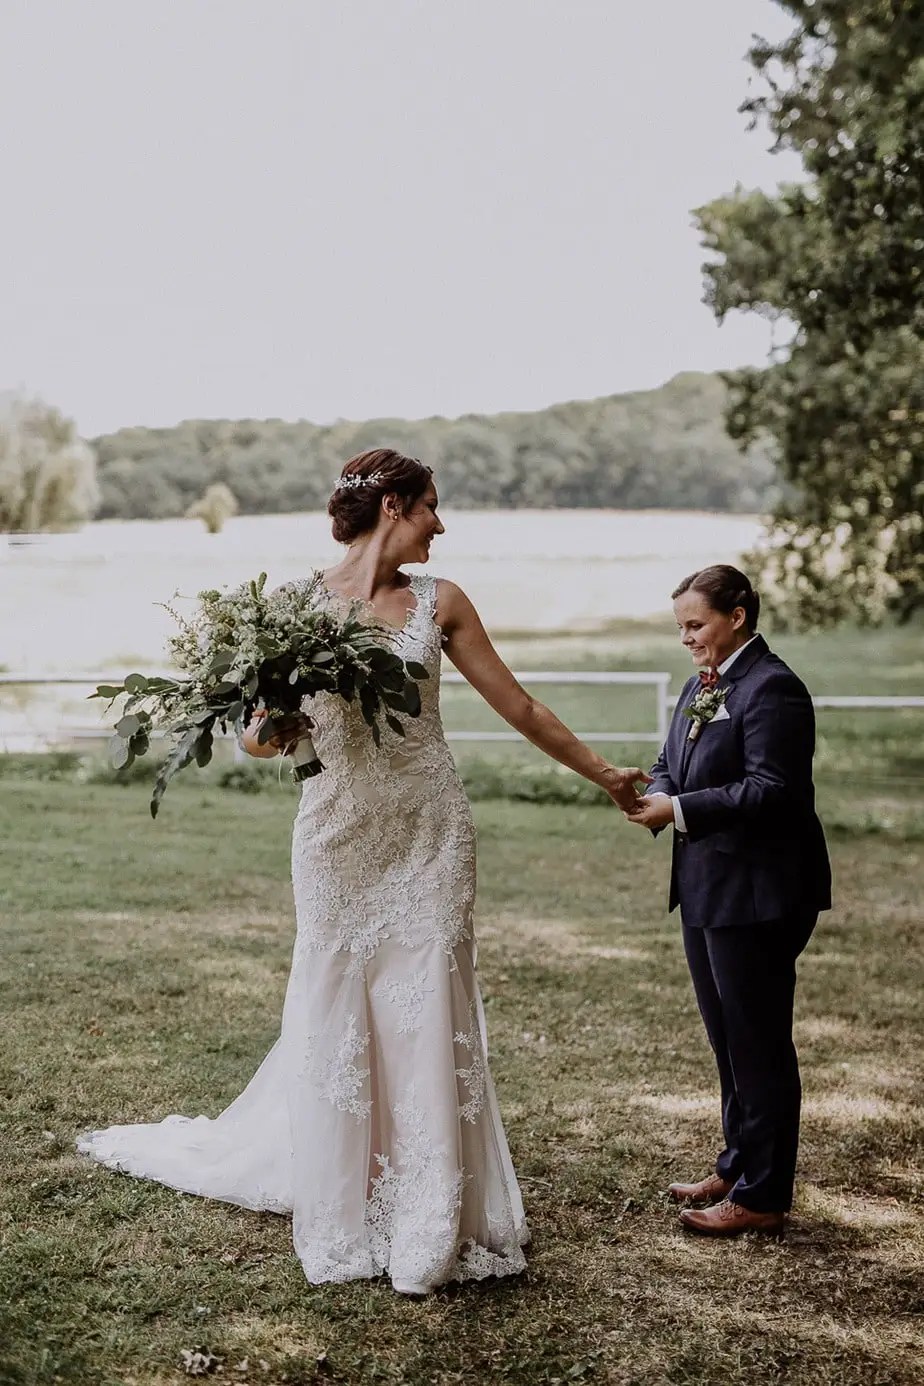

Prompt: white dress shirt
[{"left": 664, "top": 636, "right": 760, "bottom": 833}]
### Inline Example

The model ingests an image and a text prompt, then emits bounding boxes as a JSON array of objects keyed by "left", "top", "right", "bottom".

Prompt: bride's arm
[{"left": 438, "top": 580, "right": 651, "bottom": 810}]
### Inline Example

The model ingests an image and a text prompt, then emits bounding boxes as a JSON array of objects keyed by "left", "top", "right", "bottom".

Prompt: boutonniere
[{"left": 683, "top": 685, "right": 729, "bottom": 741}]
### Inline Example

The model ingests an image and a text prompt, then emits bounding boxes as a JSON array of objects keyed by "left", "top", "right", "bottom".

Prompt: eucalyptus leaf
[
  {"left": 150, "top": 726, "right": 201, "bottom": 818},
  {"left": 111, "top": 742, "right": 132, "bottom": 770},
  {"left": 382, "top": 688, "right": 411, "bottom": 712},
  {"left": 402, "top": 680, "right": 422, "bottom": 717},
  {"left": 195, "top": 728, "right": 214, "bottom": 768},
  {"left": 376, "top": 665, "right": 406, "bottom": 693},
  {"left": 124, "top": 673, "right": 148, "bottom": 694},
  {"left": 140, "top": 677, "right": 179, "bottom": 695},
  {"left": 256, "top": 717, "right": 277, "bottom": 746}
]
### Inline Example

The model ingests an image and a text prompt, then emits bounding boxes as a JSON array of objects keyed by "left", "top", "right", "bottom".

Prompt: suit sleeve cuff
[{"left": 671, "top": 796, "right": 688, "bottom": 833}]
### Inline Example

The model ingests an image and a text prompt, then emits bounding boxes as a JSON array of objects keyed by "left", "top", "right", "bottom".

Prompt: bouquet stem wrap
[{"left": 276, "top": 724, "right": 323, "bottom": 781}]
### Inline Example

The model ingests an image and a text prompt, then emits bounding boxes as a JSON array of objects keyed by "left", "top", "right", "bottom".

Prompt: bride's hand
[
  {"left": 597, "top": 765, "right": 654, "bottom": 811},
  {"left": 240, "top": 710, "right": 311, "bottom": 761},
  {"left": 266, "top": 712, "right": 314, "bottom": 755}
]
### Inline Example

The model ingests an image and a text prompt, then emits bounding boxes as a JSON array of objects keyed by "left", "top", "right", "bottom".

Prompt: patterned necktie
[{"left": 699, "top": 666, "right": 720, "bottom": 689}]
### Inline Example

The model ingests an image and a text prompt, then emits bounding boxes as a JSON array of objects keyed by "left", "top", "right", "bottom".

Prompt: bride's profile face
[{"left": 392, "top": 481, "right": 444, "bottom": 564}]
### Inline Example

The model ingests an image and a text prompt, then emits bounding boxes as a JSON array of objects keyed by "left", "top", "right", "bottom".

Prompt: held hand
[
  {"left": 624, "top": 793, "right": 675, "bottom": 829},
  {"left": 598, "top": 765, "right": 654, "bottom": 811},
  {"left": 254, "top": 710, "right": 314, "bottom": 755},
  {"left": 268, "top": 715, "right": 315, "bottom": 759}
]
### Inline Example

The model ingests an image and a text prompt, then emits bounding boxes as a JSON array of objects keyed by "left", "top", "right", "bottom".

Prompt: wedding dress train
[{"left": 77, "top": 574, "right": 528, "bottom": 1290}]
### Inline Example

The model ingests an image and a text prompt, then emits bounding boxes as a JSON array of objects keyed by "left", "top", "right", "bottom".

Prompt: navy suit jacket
[{"left": 649, "top": 635, "right": 832, "bottom": 928}]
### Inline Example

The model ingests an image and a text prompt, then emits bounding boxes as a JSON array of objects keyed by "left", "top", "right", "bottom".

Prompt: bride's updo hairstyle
[
  {"left": 672, "top": 564, "right": 761, "bottom": 634},
  {"left": 328, "top": 448, "right": 433, "bottom": 544}
]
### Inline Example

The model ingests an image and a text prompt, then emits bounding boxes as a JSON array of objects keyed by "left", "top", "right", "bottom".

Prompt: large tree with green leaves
[{"left": 695, "top": 0, "right": 924, "bottom": 623}]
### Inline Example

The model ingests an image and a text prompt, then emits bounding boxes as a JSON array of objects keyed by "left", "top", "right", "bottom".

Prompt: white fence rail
[
  {"left": 2, "top": 674, "right": 922, "bottom": 755},
  {"left": 441, "top": 671, "right": 672, "bottom": 743},
  {"left": 0, "top": 671, "right": 672, "bottom": 747}
]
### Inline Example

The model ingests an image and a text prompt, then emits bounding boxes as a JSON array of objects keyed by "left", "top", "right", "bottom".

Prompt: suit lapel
[
  {"left": 678, "top": 635, "right": 769, "bottom": 786},
  {"left": 721, "top": 634, "right": 768, "bottom": 687},
  {"left": 677, "top": 678, "right": 701, "bottom": 781}
]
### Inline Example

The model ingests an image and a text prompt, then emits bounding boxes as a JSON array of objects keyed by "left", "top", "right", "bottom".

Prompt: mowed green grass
[{"left": 1, "top": 757, "right": 922, "bottom": 1385}]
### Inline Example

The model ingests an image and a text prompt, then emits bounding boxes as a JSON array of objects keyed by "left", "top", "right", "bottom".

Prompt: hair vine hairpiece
[{"left": 334, "top": 472, "right": 385, "bottom": 491}]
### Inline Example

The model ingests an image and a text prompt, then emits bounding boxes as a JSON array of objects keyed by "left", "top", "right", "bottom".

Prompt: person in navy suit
[{"left": 626, "top": 565, "right": 831, "bottom": 1237}]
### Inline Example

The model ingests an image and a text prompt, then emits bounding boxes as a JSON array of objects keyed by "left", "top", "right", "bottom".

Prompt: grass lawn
[{"left": 1, "top": 757, "right": 922, "bottom": 1384}]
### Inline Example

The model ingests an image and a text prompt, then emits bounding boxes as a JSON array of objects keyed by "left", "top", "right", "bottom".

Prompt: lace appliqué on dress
[
  {"left": 454, "top": 1004, "right": 488, "bottom": 1123},
  {"left": 376, "top": 971, "right": 434, "bottom": 1035},
  {"left": 300, "top": 1014, "right": 371, "bottom": 1120}
]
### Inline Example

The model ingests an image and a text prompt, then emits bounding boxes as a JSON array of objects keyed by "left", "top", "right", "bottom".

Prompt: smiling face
[
  {"left": 388, "top": 480, "right": 445, "bottom": 564},
  {"left": 673, "top": 588, "right": 748, "bottom": 669}
]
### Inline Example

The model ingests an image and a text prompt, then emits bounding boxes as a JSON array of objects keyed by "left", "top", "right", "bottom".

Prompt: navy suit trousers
[{"left": 682, "top": 912, "right": 817, "bottom": 1212}]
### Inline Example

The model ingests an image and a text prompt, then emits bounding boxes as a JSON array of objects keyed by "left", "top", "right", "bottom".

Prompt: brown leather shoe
[
  {"left": 667, "top": 1173, "right": 734, "bottom": 1205},
  {"left": 680, "top": 1199, "right": 785, "bottom": 1238}
]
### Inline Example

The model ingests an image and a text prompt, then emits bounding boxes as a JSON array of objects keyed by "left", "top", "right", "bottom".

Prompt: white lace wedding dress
[{"left": 77, "top": 573, "right": 528, "bottom": 1290}]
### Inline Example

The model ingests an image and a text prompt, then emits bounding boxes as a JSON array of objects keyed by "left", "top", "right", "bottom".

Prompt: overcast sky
[{"left": 2, "top": 1, "right": 801, "bottom": 437}]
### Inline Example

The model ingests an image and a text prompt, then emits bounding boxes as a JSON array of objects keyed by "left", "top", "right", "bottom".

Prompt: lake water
[{"left": 2, "top": 509, "right": 762, "bottom": 674}]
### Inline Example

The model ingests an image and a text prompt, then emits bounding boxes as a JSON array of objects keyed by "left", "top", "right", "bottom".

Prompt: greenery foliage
[
  {"left": 0, "top": 394, "right": 98, "bottom": 534},
  {"left": 695, "top": 0, "right": 924, "bottom": 624},
  {"left": 91, "top": 372, "right": 779, "bottom": 520}
]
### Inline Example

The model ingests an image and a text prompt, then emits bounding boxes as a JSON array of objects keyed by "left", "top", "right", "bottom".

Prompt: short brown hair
[
  {"left": 327, "top": 449, "right": 433, "bottom": 544},
  {"left": 672, "top": 564, "right": 760, "bottom": 633}
]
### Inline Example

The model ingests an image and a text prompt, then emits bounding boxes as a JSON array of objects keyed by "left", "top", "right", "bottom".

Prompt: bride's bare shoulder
[{"left": 430, "top": 578, "right": 480, "bottom": 633}]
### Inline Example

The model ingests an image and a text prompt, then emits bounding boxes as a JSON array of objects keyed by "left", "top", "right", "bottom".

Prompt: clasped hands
[
  {"left": 623, "top": 792, "right": 674, "bottom": 829},
  {"left": 598, "top": 765, "right": 674, "bottom": 828}
]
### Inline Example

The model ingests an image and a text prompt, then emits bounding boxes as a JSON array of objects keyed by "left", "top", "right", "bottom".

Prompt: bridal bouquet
[{"left": 91, "top": 573, "right": 428, "bottom": 818}]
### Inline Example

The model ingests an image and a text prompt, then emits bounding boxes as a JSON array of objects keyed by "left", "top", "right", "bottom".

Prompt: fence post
[{"left": 655, "top": 673, "right": 669, "bottom": 748}]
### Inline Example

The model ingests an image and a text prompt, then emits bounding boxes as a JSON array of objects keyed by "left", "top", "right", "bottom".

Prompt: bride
[{"left": 78, "top": 449, "right": 650, "bottom": 1295}]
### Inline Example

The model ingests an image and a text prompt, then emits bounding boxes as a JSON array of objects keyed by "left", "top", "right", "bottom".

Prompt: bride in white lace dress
[{"left": 77, "top": 449, "right": 649, "bottom": 1295}]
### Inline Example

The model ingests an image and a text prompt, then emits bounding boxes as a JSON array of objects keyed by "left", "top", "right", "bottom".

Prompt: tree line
[{"left": 91, "top": 372, "right": 778, "bottom": 521}]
